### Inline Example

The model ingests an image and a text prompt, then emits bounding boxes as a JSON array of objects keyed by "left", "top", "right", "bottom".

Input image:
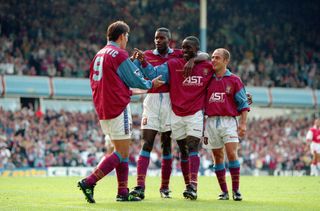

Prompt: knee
[
  {"left": 142, "top": 139, "right": 154, "bottom": 152},
  {"left": 187, "top": 137, "right": 200, "bottom": 152},
  {"left": 177, "top": 139, "right": 189, "bottom": 158},
  {"left": 226, "top": 151, "right": 238, "bottom": 161},
  {"left": 161, "top": 134, "right": 172, "bottom": 156},
  {"left": 162, "top": 143, "right": 172, "bottom": 156},
  {"left": 212, "top": 149, "right": 224, "bottom": 164},
  {"left": 117, "top": 151, "right": 129, "bottom": 159}
]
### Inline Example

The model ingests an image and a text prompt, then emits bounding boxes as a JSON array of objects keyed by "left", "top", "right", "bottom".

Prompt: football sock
[
  {"left": 137, "top": 150, "right": 150, "bottom": 188},
  {"left": 189, "top": 152, "right": 200, "bottom": 189},
  {"left": 160, "top": 154, "right": 172, "bottom": 190},
  {"left": 116, "top": 158, "right": 129, "bottom": 196},
  {"left": 229, "top": 160, "right": 240, "bottom": 191},
  {"left": 86, "top": 152, "right": 122, "bottom": 186},
  {"left": 214, "top": 163, "right": 228, "bottom": 193},
  {"left": 180, "top": 156, "right": 190, "bottom": 185}
]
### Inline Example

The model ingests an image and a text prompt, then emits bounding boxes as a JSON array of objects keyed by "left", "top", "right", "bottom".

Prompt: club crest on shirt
[
  {"left": 203, "top": 68, "right": 209, "bottom": 76},
  {"left": 142, "top": 117, "right": 148, "bottom": 125},
  {"left": 226, "top": 85, "right": 232, "bottom": 94}
]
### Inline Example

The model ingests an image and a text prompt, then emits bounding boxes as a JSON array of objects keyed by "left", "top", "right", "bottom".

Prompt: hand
[
  {"left": 152, "top": 75, "right": 165, "bottom": 88},
  {"left": 134, "top": 48, "right": 145, "bottom": 63},
  {"left": 246, "top": 92, "right": 253, "bottom": 105},
  {"left": 238, "top": 124, "right": 247, "bottom": 139},
  {"left": 130, "top": 51, "right": 138, "bottom": 61},
  {"left": 183, "top": 58, "right": 195, "bottom": 78}
]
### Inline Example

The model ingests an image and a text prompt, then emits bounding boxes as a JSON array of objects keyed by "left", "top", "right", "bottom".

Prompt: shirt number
[{"left": 93, "top": 56, "right": 103, "bottom": 81}]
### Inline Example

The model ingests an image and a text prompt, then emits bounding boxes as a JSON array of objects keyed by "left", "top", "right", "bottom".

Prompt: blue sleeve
[
  {"left": 235, "top": 87, "right": 249, "bottom": 111},
  {"left": 141, "top": 63, "right": 170, "bottom": 84},
  {"left": 117, "top": 58, "right": 152, "bottom": 90},
  {"left": 132, "top": 59, "right": 141, "bottom": 68}
]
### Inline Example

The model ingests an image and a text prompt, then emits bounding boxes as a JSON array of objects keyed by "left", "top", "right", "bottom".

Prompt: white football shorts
[
  {"left": 141, "top": 93, "right": 171, "bottom": 132},
  {"left": 311, "top": 142, "right": 320, "bottom": 154},
  {"left": 203, "top": 116, "right": 239, "bottom": 149},
  {"left": 99, "top": 104, "right": 132, "bottom": 140},
  {"left": 171, "top": 110, "right": 204, "bottom": 140}
]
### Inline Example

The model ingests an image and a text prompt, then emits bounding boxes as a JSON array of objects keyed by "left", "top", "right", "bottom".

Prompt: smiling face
[
  {"left": 182, "top": 39, "right": 198, "bottom": 61},
  {"left": 211, "top": 49, "right": 230, "bottom": 72}
]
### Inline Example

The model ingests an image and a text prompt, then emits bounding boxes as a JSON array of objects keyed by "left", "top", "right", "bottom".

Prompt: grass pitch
[{"left": 0, "top": 176, "right": 319, "bottom": 211}]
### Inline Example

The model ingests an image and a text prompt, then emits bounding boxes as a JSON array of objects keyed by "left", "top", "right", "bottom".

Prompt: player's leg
[
  {"left": 212, "top": 147, "right": 229, "bottom": 200},
  {"left": 78, "top": 146, "right": 122, "bottom": 203},
  {"left": 223, "top": 116, "right": 242, "bottom": 201},
  {"left": 183, "top": 135, "right": 200, "bottom": 200},
  {"left": 78, "top": 106, "right": 140, "bottom": 203},
  {"left": 225, "top": 142, "right": 242, "bottom": 201},
  {"left": 176, "top": 138, "right": 190, "bottom": 187},
  {"left": 113, "top": 140, "right": 141, "bottom": 202},
  {"left": 182, "top": 110, "right": 204, "bottom": 200},
  {"left": 171, "top": 111, "right": 190, "bottom": 188},
  {"left": 311, "top": 143, "right": 320, "bottom": 176},
  {"left": 315, "top": 143, "right": 320, "bottom": 176},
  {"left": 159, "top": 130, "right": 172, "bottom": 198},
  {"left": 316, "top": 153, "right": 320, "bottom": 176},
  {"left": 130, "top": 129, "right": 157, "bottom": 199},
  {"left": 310, "top": 142, "right": 317, "bottom": 176},
  {"left": 205, "top": 116, "right": 230, "bottom": 200}
]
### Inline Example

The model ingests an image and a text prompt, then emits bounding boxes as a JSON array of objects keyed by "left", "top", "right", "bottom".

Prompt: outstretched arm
[
  {"left": 117, "top": 58, "right": 164, "bottom": 89},
  {"left": 133, "top": 48, "right": 170, "bottom": 83}
]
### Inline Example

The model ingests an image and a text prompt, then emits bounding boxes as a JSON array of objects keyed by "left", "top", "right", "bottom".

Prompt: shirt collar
[
  {"left": 107, "top": 41, "right": 120, "bottom": 47},
  {"left": 213, "top": 69, "right": 232, "bottom": 78},
  {"left": 153, "top": 47, "right": 174, "bottom": 56}
]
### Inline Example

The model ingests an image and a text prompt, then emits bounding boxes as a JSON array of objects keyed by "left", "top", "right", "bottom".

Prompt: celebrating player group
[{"left": 77, "top": 20, "right": 251, "bottom": 203}]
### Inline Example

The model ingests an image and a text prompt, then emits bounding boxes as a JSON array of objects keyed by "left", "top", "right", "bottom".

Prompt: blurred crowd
[
  {"left": 0, "top": 107, "right": 312, "bottom": 174},
  {"left": 0, "top": 0, "right": 319, "bottom": 88}
]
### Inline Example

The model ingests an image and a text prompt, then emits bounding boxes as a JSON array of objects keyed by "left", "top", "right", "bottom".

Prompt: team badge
[
  {"left": 203, "top": 68, "right": 208, "bottom": 76},
  {"left": 226, "top": 85, "right": 232, "bottom": 94},
  {"left": 142, "top": 118, "right": 148, "bottom": 125}
]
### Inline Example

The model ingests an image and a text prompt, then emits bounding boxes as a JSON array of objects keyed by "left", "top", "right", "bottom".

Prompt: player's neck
[
  {"left": 158, "top": 48, "right": 169, "bottom": 56},
  {"left": 215, "top": 68, "right": 226, "bottom": 77}
]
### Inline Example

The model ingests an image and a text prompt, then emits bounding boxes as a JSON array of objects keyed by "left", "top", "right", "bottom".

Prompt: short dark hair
[
  {"left": 156, "top": 27, "right": 171, "bottom": 39},
  {"left": 216, "top": 48, "right": 231, "bottom": 61},
  {"left": 106, "top": 21, "right": 130, "bottom": 41},
  {"left": 184, "top": 36, "right": 200, "bottom": 50}
]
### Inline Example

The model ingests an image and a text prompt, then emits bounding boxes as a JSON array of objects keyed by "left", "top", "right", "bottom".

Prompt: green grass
[{"left": 0, "top": 176, "right": 319, "bottom": 211}]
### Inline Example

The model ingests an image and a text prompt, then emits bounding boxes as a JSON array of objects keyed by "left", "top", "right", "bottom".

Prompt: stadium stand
[{"left": 0, "top": 0, "right": 319, "bottom": 88}]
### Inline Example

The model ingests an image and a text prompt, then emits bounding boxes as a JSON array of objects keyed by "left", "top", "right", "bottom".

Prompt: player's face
[
  {"left": 182, "top": 40, "right": 197, "bottom": 61},
  {"left": 154, "top": 31, "right": 169, "bottom": 53},
  {"left": 211, "top": 50, "right": 228, "bottom": 71}
]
